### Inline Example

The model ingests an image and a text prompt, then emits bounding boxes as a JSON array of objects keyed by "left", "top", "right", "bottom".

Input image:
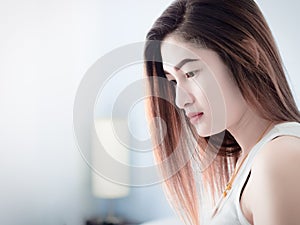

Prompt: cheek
[
  {"left": 197, "top": 73, "right": 227, "bottom": 125},
  {"left": 219, "top": 78, "right": 247, "bottom": 125}
]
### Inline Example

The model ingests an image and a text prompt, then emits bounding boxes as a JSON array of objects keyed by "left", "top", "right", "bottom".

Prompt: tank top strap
[
  {"left": 209, "top": 122, "right": 300, "bottom": 225},
  {"left": 236, "top": 121, "right": 300, "bottom": 185},
  {"left": 233, "top": 121, "right": 300, "bottom": 224}
]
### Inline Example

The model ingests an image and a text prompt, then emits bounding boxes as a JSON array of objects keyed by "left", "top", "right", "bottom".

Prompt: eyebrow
[{"left": 174, "top": 58, "right": 199, "bottom": 71}]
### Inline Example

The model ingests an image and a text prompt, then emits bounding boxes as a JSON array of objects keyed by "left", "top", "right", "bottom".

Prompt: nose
[{"left": 175, "top": 84, "right": 194, "bottom": 109}]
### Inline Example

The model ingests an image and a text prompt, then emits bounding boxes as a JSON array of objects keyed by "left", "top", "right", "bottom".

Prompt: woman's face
[{"left": 160, "top": 35, "right": 248, "bottom": 137}]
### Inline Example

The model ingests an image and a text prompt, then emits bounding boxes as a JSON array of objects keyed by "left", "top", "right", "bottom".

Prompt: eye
[{"left": 185, "top": 69, "right": 201, "bottom": 78}]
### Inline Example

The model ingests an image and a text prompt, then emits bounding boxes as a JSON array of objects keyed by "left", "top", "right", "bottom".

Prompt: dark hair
[{"left": 144, "top": 0, "right": 300, "bottom": 224}]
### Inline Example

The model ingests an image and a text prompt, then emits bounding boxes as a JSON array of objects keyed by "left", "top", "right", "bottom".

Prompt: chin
[
  {"left": 194, "top": 123, "right": 226, "bottom": 137},
  {"left": 195, "top": 126, "right": 213, "bottom": 137}
]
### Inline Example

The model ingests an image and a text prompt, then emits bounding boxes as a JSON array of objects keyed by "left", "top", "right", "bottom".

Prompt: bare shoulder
[
  {"left": 253, "top": 135, "right": 300, "bottom": 170},
  {"left": 248, "top": 135, "right": 300, "bottom": 225},
  {"left": 251, "top": 135, "right": 300, "bottom": 190}
]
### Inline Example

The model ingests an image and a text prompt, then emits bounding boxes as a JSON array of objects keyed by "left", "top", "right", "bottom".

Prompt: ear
[{"left": 242, "top": 39, "right": 260, "bottom": 67}]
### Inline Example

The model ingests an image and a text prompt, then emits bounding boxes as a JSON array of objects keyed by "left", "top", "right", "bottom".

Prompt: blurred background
[{"left": 0, "top": 0, "right": 299, "bottom": 225}]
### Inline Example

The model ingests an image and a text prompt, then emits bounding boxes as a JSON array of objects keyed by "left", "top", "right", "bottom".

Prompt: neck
[{"left": 227, "top": 108, "right": 274, "bottom": 167}]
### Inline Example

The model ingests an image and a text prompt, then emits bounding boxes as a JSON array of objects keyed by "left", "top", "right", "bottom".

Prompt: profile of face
[{"left": 161, "top": 35, "right": 248, "bottom": 137}]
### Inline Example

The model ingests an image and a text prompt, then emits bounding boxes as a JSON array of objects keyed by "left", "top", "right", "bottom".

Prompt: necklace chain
[{"left": 222, "top": 122, "right": 273, "bottom": 198}]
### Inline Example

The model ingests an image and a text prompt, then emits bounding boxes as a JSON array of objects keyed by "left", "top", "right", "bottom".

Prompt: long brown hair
[{"left": 144, "top": 0, "right": 300, "bottom": 224}]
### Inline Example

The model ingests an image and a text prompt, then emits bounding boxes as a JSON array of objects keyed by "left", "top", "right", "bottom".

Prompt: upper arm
[{"left": 249, "top": 136, "right": 300, "bottom": 225}]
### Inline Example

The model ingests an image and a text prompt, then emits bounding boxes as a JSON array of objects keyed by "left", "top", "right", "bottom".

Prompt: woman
[{"left": 144, "top": 0, "right": 300, "bottom": 224}]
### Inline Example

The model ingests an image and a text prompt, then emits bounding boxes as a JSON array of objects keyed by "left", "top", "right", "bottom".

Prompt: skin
[{"left": 161, "top": 34, "right": 300, "bottom": 225}]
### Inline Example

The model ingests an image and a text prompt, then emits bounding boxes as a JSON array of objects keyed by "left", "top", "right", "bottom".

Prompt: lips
[{"left": 187, "top": 112, "right": 204, "bottom": 124}]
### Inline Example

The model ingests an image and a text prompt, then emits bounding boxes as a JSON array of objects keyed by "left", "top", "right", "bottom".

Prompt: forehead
[{"left": 160, "top": 35, "right": 203, "bottom": 68}]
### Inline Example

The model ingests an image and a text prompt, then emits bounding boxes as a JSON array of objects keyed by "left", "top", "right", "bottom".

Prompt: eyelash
[
  {"left": 168, "top": 69, "right": 201, "bottom": 84},
  {"left": 185, "top": 70, "right": 200, "bottom": 78},
  {"left": 170, "top": 79, "right": 177, "bottom": 85}
]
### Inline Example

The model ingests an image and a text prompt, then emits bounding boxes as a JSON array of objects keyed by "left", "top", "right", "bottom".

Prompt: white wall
[
  {"left": 256, "top": 0, "right": 300, "bottom": 106},
  {"left": 0, "top": 1, "right": 101, "bottom": 224},
  {"left": 0, "top": 0, "right": 299, "bottom": 225},
  {"left": 0, "top": 0, "right": 175, "bottom": 224}
]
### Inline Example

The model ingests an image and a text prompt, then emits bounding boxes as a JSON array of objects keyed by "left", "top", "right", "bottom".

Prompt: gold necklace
[{"left": 222, "top": 122, "right": 273, "bottom": 198}]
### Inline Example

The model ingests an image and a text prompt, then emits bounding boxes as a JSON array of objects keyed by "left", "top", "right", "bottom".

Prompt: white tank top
[{"left": 204, "top": 121, "right": 300, "bottom": 225}]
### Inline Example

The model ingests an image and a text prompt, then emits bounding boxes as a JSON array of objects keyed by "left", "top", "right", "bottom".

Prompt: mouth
[{"left": 187, "top": 112, "right": 204, "bottom": 124}]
